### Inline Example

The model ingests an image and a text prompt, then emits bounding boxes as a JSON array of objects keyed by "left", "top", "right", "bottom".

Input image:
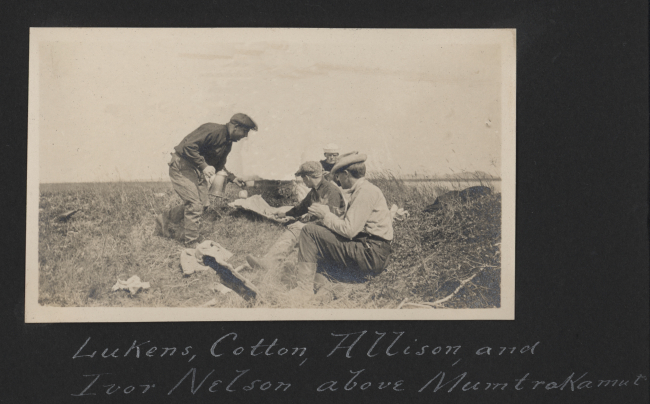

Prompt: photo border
[{"left": 25, "top": 28, "right": 516, "bottom": 322}]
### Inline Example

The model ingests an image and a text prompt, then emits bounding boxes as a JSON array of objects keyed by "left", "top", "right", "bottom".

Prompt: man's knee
[
  {"left": 286, "top": 223, "right": 303, "bottom": 239},
  {"left": 306, "top": 222, "right": 329, "bottom": 235},
  {"left": 298, "top": 223, "right": 322, "bottom": 263},
  {"left": 300, "top": 222, "right": 316, "bottom": 236},
  {"left": 300, "top": 223, "right": 326, "bottom": 242}
]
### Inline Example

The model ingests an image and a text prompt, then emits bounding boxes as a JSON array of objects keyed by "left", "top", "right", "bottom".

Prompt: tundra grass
[{"left": 37, "top": 177, "right": 501, "bottom": 309}]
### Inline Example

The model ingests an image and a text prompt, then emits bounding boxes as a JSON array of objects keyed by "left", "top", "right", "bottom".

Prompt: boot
[
  {"left": 167, "top": 205, "right": 185, "bottom": 224},
  {"left": 285, "top": 262, "right": 317, "bottom": 302},
  {"left": 313, "top": 273, "right": 349, "bottom": 304},
  {"left": 313, "top": 273, "right": 333, "bottom": 304},
  {"left": 314, "top": 273, "right": 330, "bottom": 289},
  {"left": 155, "top": 212, "right": 171, "bottom": 238}
]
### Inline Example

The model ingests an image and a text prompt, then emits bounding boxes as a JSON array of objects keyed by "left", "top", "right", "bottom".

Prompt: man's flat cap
[
  {"left": 230, "top": 113, "right": 258, "bottom": 131},
  {"left": 295, "top": 161, "right": 323, "bottom": 177},
  {"left": 331, "top": 153, "right": 367, "bottom": 174}
]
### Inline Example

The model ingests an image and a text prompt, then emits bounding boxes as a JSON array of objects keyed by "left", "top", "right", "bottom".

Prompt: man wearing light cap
[
  {"left": 320, "top": 143, "right": 340, "bottom": 180},
  {"left": 289, "top": 153, "right": 394, "bottom": 301},
  {"left": 156, "top": 113, "right": 257, "bottom": 246},
  {"left": 246, "top": 161, "right": 346, "bottom": 273}
]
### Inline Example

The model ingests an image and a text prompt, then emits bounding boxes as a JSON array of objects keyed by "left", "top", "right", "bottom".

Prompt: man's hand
[
  {"left": 233, "top": 177, "right": 247, "bottom": 188},
  {"left": 308, "top": 203, "right": 331, "bottom": 220},
  {"left": 275, "top": 211, "right": 287, "bottom": 219},
  {"left": 299, "top": 213, "right": 312, "bottom": 223},
  {"left": 203, "top": 166, "right": 216, "bottom": 179}
]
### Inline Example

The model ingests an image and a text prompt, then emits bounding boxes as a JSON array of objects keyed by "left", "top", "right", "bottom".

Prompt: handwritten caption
[{"left": 69, "top": 331, "right": 647, "bottom": 397}]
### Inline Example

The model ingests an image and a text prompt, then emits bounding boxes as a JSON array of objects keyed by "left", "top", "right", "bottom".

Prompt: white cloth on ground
[
  {"left": 180, "top": 240, "right": 261, "bottom": 301},
  {"left": 390, "top": 204, "right": 409, "bottom": 221},
  {"left": 180, "top": 240, "right": 233, "bottom": 275},
  {"left": 111, "top": 276, "right": 150, "bottom": 294}
]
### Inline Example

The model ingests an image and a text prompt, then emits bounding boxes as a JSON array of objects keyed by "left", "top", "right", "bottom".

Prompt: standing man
[
  {"left": 156, "top": 113, "right": 257, "bottom": 246},
  {"left": 288, "top": 153, "right": 394, "bottom": 300},
  {"left": 246, "top": 161, "right": 346, "bottom": 274}
]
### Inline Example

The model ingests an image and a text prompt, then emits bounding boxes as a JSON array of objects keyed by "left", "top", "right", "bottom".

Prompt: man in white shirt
[{"left": 286, "top": 153, "right": 394, "bottom": 300}]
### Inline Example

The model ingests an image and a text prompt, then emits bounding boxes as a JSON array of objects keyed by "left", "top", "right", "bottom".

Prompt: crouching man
[
  {"left": 289, "top": 153, "right": 393, "bottom": 301},
  {"left": 157, "top": 113, "right": 256, "bottom": 247},
  {"left": 246, "top": 161, "right": 346, "bottom": 273}
]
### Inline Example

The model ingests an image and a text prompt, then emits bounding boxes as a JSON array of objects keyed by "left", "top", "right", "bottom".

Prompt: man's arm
[
  {"left": 212, "top": 162, "right": 238, "bottom": 183},
  {"left": 213, "top": 158, "right": 229, "bottom": 175},
  {"left": 325, "top": 185, "right": 345, "bottom": 218},
  {"left": 321, "top": 189, "right": 376, "bottom": 239},
  {"left": 177, "top": 124, "right": 220, "bottom": 171},
  {"left": 199, "top": 129, "right": 242, "bottom": 184},
  {"left": 286, "top": 189, "right": 313, "bottom": 217}
]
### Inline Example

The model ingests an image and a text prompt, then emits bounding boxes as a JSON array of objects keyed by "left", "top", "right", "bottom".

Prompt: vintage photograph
[{"left": 26, "top": 28, "right": 515, "bottom": 321}]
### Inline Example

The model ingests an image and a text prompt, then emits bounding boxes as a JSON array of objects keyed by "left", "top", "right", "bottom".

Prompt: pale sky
[{"left": 33, "top": 29, "right": 513, "bottom": 182}]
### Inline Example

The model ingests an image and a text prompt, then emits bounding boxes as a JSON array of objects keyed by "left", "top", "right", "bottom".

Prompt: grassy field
[{"left": 38, "top": 176, "right": 501, "bottom": 309}]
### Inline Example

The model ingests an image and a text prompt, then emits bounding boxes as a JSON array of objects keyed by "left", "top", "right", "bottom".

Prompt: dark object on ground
[
  {"left": 56, "top": 209, "right": 79, "bottom": 222},
  {"left": 423, "top": 186, "right": 492, "bottom": 212},
  {"left": 203, "top": 256, "right": 259, "bottom": 302},
  {"left": 248, "top": 179, "right": 296, "bottom": 207}
]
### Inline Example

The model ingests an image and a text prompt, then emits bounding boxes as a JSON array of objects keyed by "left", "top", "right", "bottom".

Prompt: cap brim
[
  {"left": 246, "top": 119, "right": 258, "bottom": 131},
  {"left": 331, "top": 153, "right": 367, "bottom": 174}
]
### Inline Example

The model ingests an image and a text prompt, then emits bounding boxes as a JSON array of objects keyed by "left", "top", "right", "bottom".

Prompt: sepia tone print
[{"left": 26, "top": 28, "right": 515, "bottom": 321}]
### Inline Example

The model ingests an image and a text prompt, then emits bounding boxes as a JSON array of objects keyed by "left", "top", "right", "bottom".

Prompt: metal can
[{"left": 208, "top": 170, "right": 229, "bottom": 197}]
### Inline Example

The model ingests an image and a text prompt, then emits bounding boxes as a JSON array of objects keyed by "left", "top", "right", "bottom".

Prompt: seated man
[
  {"left": 320, "top": 143, "right": 340, "bottom": 181},
  {"left": 289, "top": 153, "right": 393, "bottom": 300},
  {"left": 292, "top": 143, "right": 341, "bottom": 202},
  {"left": 246, "top": 161, "right": 346, "bottom": 273},
  {"left": 320, "top": 143, "right": 358, "bottom": 182}
]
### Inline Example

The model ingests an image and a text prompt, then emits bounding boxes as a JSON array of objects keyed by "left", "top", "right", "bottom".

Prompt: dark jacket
[
  {"left": 174, "top": 123, "right": 232, "bottom": 173},
  {"left": 286, "top": 178, "right": 346, "bottom": 219},
  {"left": 320, "top": 159, "right": 336, "bottom": 182},
  {"left": 320, "top": 159, "right": 335, "bottom": 173}
]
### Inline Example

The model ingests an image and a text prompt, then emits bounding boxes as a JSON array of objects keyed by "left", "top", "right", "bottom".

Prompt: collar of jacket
[
  {"left": 349, "top": 177, "right": 367, "bottom": 194},
  {"left": 225, "top": 125, "right": 232, "bottom": 142},
  {"left": 314, "top": 177, "right": 327, "bottom": 192}
]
